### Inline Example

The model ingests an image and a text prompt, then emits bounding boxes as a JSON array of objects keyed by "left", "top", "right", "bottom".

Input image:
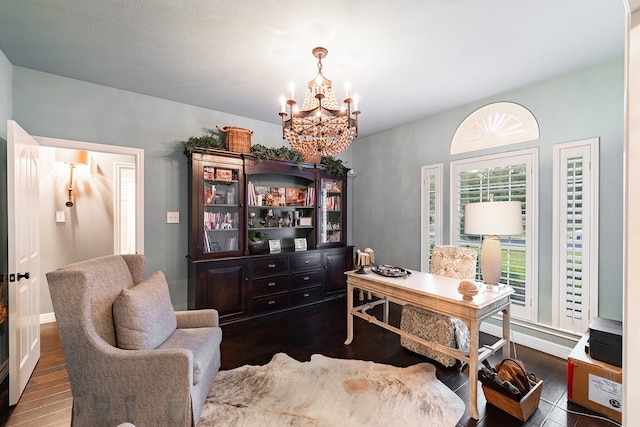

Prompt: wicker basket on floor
[{"left": 216, "top": 125, "right": 253, "bottom": 154}]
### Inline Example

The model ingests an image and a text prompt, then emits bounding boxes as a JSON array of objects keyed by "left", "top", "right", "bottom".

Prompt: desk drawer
[
  {"left": 291, "top": 286, "right": 323, "bottom": 306},
  {"left": 252, "top": 292, "right": 289, "bottom": 313},
  {"left": 291, "top": 252, "right": 322, "bottom": 271},
  {"left": 291, "top": 270, "right": 323, "bottom": 289},
  {"left": 252, "top": 275, "right": 289, "bottom": 297},
  {"left": 252, "top": 257, "right": 289, "bottom": 277}
]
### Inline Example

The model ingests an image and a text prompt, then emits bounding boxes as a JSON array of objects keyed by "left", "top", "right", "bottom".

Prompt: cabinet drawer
[
  {"left": 252, "top": 257, "right": 289, "bottom": 277},
  {"left": 252, "top": 275, "right": 289, "bottom": 297},
  {"left": 291, "top": 252, "right": 322, "bottom": 271},
  {"left": 251, "top": 292, "right": 289, "bottom": 314},
  {"left": 291, "top": 286, "right": 323, "bottom": 306},
  {"left": 291, "top": 270, "right": 323, "bottom": 289}
]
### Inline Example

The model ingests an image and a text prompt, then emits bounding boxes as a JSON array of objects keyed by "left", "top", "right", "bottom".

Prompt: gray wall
[
  {"left": 350, "top": 58, "right": 624, "bottom": 324},
  {"left": 2, "top": 50, "right": 623, "bottom": 329},
  {"left": 9, "top": 66, "right": 352, "bottom": 311}
]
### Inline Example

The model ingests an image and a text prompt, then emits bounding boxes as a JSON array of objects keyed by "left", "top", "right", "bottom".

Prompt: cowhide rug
[{"left": 198, "top": 353, "right": 465, "bottom": 426}]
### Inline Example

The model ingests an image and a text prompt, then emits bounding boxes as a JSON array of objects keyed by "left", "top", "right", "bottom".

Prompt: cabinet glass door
[
  {"left": 203, "top": 164, "right": 240, "bottom": 254},
  {"left": 319, "top": 177, "right": 343, "bottom": 245}
]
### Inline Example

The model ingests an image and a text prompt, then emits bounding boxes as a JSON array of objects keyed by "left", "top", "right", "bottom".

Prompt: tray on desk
[{"left": 371, "top": 265, "right": 410, "bottom": 278}]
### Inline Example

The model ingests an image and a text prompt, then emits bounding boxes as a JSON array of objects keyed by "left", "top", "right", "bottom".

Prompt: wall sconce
[{"left": 55, "top": 149, "right": 89, "bottom": 207}]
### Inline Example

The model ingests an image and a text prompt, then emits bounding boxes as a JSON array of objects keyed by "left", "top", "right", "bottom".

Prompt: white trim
[
  {"left": 623, "top": 4, "right": 640, "bottom": 422},
  {"left": 34, "top": 136, "right": 145, "bottom": 254},
  {"left": 480, "top": 321, "right": 575, "bottom": 360},
  {"left": 114, "top": 162, "right": 137, "bottom": 254},
  {"left": 420, "top": 163, "right": 443, "bottom": 272},
  {"left": 40, "top": 312, "right": 56, "bottom": 324},
  {"left": 451, "top": 102, "right": 539, "bottom": 155}
]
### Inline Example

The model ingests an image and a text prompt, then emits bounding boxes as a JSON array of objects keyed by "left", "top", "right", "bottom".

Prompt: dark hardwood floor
[{"left": 6, "top": 297, "right": 620, "bottom": 426}]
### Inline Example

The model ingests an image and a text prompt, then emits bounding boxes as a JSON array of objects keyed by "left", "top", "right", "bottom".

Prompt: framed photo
[
  {"left": 294, "top": 238, "right": 307, "bottom": 251},
  {"left": 268, "top": 239, "right": 281, "bottom": 252},
  {"left": 299, "top": 217, "right": 312, "bottom": 226},
  {"left": 215, "top": 168, "right": 232, "bottom": 181}
]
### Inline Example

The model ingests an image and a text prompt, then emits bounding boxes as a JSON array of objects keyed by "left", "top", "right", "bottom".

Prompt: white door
[{"left": 7, "top": 120, "right": 41, "bottom": 405}]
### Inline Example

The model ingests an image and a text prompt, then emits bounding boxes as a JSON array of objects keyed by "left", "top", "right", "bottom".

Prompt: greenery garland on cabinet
[{"left": 181, "top": 130, "right": 346, "bottom": 176}]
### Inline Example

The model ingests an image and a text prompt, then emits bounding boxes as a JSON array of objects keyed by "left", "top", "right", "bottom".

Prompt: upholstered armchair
[
  {"left": 400, "top": 245, "right": 477, "bottom": 367},
  {"left": 46, "top": 254, "right": 222, "bottom": 427}
]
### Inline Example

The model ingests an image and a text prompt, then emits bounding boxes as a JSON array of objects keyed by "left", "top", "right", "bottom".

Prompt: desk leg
[
  {"left": 345, "top": 282, "right": 354, "bottom": 345},
  {"left": 468, "top": 320, "right": 480, "bottom": 420},
  {"left": 383, "top": 297, "right": 389, "bottom": 324},
  {"left": 502, "top": 304, "right": 511, "bottom": 359}
]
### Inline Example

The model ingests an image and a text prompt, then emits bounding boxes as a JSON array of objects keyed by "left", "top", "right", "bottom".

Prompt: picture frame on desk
[
  {"left": 268, "top": 239, "right": 282, "bottom": 253},
  {"left": 294, "top": 238, "right": 307, "bottom": 251}
]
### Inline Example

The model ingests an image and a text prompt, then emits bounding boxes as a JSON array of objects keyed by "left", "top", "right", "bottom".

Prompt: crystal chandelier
[{"left": 279, "top": 47, "right": 360, "bottom": 164}]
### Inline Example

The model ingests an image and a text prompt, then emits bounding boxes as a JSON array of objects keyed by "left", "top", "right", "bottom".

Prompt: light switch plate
[
  {"left": 56, "top": 211, "right": 66, "bottom": 223},
  {"left": 167, "top": 212, "right": 180, "bottom": 224}
]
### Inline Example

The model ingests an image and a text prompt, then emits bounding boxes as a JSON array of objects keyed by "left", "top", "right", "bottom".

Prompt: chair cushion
[
  {"left": 400, "top": 304, "right": 469, "bottom": 367},
  {"left": 158, "top": 327, "right": 223, "bottom": 385},
  {"left": 113, "top": 271, "right": 177, "bottom": 350}
]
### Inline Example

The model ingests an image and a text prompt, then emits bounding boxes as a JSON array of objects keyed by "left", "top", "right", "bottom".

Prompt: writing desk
[{"left": 344, "top": 269, "right": 514, "bottom": 420}]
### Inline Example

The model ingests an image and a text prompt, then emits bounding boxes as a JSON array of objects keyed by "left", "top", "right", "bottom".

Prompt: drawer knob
[
  {"left": 267, "top": 282, "right": 276, "bottom": 287},
  {"left": 304, "top": 260, "right": 310, "bottom": 264},
  {"left": 267, "top": 300, "right": 276, "bottom": 305},
  {"left": 303, "top": 293, "right": 310, "bottom": 297},
  {"left": 267, "top": 263, "right": 276, "bottom": 268},
  {"left": 303, "top": 276, "right": 310, "bottom": 281}
]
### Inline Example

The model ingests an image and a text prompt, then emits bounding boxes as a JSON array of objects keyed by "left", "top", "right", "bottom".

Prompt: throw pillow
[{"left": 113, "top": 271, "right": 177, "bottom": 350}]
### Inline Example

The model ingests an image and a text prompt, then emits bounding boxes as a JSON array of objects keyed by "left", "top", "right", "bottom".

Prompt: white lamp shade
[{"left": 464, "top": 201, "right": 523, "bottom": 236}]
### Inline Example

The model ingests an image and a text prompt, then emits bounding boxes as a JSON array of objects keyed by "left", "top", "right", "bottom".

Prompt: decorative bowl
[{"left": 458, "top": 279, "right": 479, "bottom": 300}]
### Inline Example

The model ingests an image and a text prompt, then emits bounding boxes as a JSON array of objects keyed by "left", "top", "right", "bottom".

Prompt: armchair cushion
[{"left": 113, "top": 271, "right": 177, "bottom": 350}]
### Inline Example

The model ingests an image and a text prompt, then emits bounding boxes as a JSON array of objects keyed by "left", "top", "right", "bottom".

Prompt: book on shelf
[
  {"left": 248, "top": 182, "right": 313, "bottom": 207},
  {"left": 204, "top": 211, "right": 237, "bottom": 230},
  {"left": 285, "top": 187, "right": 308, "bottom": 206},
  {"left": 225, "top": 237, "right": 238, "bottom": 251},
  {"left": 203, "top": 231, "right": 211, "bottom": 252},
  {"left": 204, "top": 166, "right": 215, "bottom": 180},
  {"left": 204, "top": 183, "right": 215, "bottom": 204}
]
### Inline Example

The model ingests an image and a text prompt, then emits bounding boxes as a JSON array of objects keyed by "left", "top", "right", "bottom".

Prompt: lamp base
[
  {"left": 480, "top": 235, "right": 502, "bottom": 288},
  {"left": 354, "top": 266, "right": 370, "bottom": 274}
]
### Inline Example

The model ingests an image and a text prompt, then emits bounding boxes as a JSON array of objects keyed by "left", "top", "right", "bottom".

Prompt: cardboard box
[{"left": 568, "top": 334, "right": 622, "bottom": 423}]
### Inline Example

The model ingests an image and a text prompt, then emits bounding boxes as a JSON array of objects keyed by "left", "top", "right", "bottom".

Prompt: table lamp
[{"left": 464, "top": 199, "right": 522, "bottom": 288}]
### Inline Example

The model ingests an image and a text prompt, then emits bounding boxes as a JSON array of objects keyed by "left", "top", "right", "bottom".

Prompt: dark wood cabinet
[
  {"left": 186, "top": 149, "right": 352, "bottom": 324},
  {"left": 188, "top": 258, "right": 248, "bottom": 322},
  {"left": 324, "top": 247, "right": 353, "bottom": 294}
]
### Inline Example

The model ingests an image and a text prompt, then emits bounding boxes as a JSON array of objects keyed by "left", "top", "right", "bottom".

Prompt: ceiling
[{"left": 0, "top": 1, "right": 626, "bottom": 138}]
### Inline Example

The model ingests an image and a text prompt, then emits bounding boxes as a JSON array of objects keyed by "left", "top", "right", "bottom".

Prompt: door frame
[{"left": 34, "top": 136, "right": 145, "bottom": 254}]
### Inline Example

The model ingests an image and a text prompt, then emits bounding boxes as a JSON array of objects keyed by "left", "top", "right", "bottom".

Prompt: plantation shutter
[
  {"left": 553, "top": 140, "right": 598, "bottom": 333},
  {"left": 421, "top": 164, "right": 443, "bottom": 272},
  {"left": 452, "top": 150, "right": 537, "bottom": 321}
]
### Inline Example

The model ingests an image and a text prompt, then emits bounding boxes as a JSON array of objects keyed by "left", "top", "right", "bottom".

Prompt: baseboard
[
  {"left": 480, "top": 322, "right": 574, "bottom": 359},
  {"left": 40, "top": 312, "right": 56, "bottom": 324}
]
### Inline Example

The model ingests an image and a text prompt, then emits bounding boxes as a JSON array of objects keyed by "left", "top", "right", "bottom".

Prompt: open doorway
[{"left": 34, "top": 136, "right": 144, "bottom": 322}]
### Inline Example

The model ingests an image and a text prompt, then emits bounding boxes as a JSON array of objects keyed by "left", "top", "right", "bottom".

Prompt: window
[
  {"left": 451, "top": 149, "right": 538, "bottom": 321},
  {"left": 421, "top": 164, "right": 443, "bottom": 272},
  {"left": 552, "top": 138, "right": 599, "bottom": 334}
]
